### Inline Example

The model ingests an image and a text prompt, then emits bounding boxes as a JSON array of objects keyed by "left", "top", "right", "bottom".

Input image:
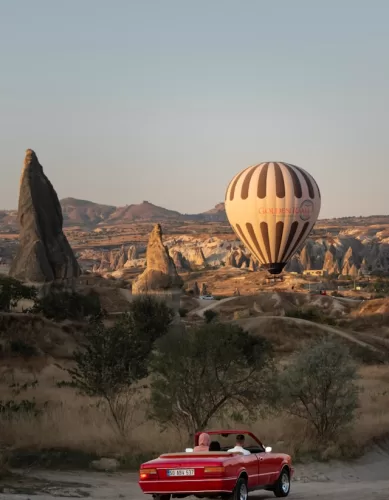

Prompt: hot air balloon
[{"left": 225, "top": 162, "right": 321, "bottom": 275}]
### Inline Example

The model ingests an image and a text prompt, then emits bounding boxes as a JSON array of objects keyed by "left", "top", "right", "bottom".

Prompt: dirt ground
[{"left": 2, "top": 444, "right": 389, "bottom": 500}]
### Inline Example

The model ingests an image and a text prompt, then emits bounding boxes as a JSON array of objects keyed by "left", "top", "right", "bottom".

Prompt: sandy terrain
[
  {"left": 2, "top": 442, "right": 389, "bottom": 499},
  {"left": 2, "top": 448, "right": 389, "bottom": 500}
]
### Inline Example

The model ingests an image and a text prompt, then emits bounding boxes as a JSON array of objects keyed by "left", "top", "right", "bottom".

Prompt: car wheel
[
  {"left": 228, "top": 476, "right": 248, "bottom": 500},
  {"left": 152, "top": 495, "right": 171, "bottom": 500},
  {"left": 273, "top": 468, "right": 290, "bottom": 497}
]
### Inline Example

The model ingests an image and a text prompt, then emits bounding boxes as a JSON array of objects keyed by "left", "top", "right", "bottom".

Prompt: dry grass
[
  {"left": 0, "top": 313, "right": 82, "bottom": 359},
  {"left": 0, "top": 359, "right": 388, "bottom": 466}
]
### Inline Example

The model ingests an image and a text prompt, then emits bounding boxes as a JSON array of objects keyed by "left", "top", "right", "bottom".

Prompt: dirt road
[
  {"left": 2, "top": 456, "right": 389, "bottom": 500},
  {"left": 191, "top": 296, "right": 237, "bottom": 317}
]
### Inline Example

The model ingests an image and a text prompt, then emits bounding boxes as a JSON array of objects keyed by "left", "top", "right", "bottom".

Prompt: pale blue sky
[{"left": 0, "top": 0, "right": 388, "bottom": 217}]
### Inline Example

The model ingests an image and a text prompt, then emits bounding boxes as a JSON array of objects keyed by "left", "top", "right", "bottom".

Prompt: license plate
[{"left": 167, "top": 469, "right": 195, "bottom": 477}]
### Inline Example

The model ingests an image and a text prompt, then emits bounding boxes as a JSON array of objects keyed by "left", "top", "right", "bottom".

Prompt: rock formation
[
  {"left": 323, "top": 246, "right": 340, "bottom": 275},
  {"left": 299, "top": 246, "right": 311, "bottom": 270},
  {"left": 186, "top": 247, "right": 207, "bottom": 268},
  {"left": 341, "top": 246, "right": 360, "bottom": 277},
  {"left": 127, "top": 245, "right": 138, "bottom": 260},
  {"left": 192, "top": 281, "right": 200, "bottom": 296},
  {"left": 285, "top": 254, "right": 304, "bottom": 273},
  {"left": 132, "top": 224, "right": 183, "bottom": 293},
  {"left": 226, "top": 248, "right": 250, "bottom": 269},
  {"left": 109, "top": 250, "right": 120, "bottom": 270},
  {"left": 171, "top": 250, "right": 191, "bottom": 271},
  {"left": 116, "top": 246, "right": 127, "bottom": 269},
  {"left": 9, "top": 149, "right": 81, "bottom": 285}
]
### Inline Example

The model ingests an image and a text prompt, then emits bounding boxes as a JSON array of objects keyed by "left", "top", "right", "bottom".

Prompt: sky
[{"left": 0, "top": 0, "right": 388, "bottom": 218}]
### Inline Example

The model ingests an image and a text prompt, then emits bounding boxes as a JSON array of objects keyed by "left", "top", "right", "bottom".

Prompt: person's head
[
  {"left": 209, "top": 440, "right": 221, "bottom": 451},
  {"left": 236, "top": 434, "right": 245, "bottom": 447},
  {"left": 198, "top": 432, "right": 211, "bottom": 448}
]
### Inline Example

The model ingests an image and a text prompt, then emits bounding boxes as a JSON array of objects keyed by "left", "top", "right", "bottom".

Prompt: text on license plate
[{"left": 167, "top": 469, "right": 195, "bottom": 476}]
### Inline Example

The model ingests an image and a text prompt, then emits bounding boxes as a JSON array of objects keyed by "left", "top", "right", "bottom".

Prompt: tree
[
  {"left": 278, "top": 339, "right": 359, "bottom": 442},
  {"left": 0, "top": 276, "right": 37, "bottom": 312},
  {"left": 150, "top": 322, "right": 274, "bottom": 436},
  {"left": 203, "top": 309, "right": 218, "bottom": 323},
  {"left": 128, "top": 294, "right": 175, "bottom": 341},
  {"left": 66, "top": 295, "right": 174, "bottom": 435},
  {"left": 31, "top": 289, "right": 101, "bottom": 321}
]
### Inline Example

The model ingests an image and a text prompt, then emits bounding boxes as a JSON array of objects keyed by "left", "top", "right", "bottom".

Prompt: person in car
[
  {"left": 194, "top": 432, "right": 210, "bottom": 451},
  {"left": 227, "top": 434, "right": 251, "bottom": 455},
  {"left": 209, "top": 440, "right": 221, "bottom": 451}
]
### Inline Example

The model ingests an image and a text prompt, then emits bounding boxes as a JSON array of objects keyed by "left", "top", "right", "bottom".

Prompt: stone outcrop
[
  {"left": 116, "top": 246, "right": 127, "bottom": 269},
  {"left": 299, "top": 246, "right": 311, "bottom": 270},
  {"left": 285, "top": 254, "right": 304, "bottom": 273},
  {"left": 341, "top": 246, "right": 360, "bottom": 277},
  {"left": 186, "top": 247, "right": 207, "bottom": 268},
  {"left": 93, "top": 245, "right": 144, "bottom": 273},
  {"left": 226, "top": 248, "right": 250, "bottom": 269},
  {"left": 9, "top": 149, "right": 81, "bottom": 285},
  {"left": 132, "top": 224, "right": 183, "bottom": 293},
  {"left": 171, "top": 250, "right": 191, "bottom": 271},
  {"left": 192, "top": 281, "right": 200, "bottom": 296},
  {"left": 323, "top": 246, "right": 340, "bottom": 275},
  {"left": 127, "top": 245, "right": 138, "bottom": 260},
  {"left": 83, "top": 225, "right": 389, "bottom": 278}
]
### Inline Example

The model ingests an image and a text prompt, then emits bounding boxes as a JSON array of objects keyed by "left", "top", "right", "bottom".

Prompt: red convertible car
[{"left": 139, "top": 429, "right": 293, "bottom": 500}]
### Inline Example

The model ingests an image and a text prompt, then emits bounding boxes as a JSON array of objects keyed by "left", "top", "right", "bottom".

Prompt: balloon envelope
[{"left": 225, "top": 162, "right": 321, "bottom": 274}]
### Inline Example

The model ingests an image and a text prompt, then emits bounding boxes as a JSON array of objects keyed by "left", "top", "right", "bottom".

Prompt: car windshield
[{"left": 201, "top": 433, "right": 262, "bottom": 451}]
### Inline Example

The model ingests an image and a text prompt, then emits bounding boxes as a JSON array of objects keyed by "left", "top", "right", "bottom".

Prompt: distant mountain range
[
  {"left": 60, "top": 198, "right": 229, "bottom": 226},
  {"left": 2, "top": 197, "right": 389, "bottom": 232},
  {"left": 0, "top": 198, "right": 228, "bottom": 230}
]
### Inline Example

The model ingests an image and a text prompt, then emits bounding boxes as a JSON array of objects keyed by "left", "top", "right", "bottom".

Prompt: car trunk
[{"left": 141, "top": 452, "right": 236, "bottom": 481}]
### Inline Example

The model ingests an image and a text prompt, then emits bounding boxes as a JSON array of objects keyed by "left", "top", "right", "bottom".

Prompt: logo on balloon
[{"left": 299, "top": 200, "right": 314, "bottom": 221}]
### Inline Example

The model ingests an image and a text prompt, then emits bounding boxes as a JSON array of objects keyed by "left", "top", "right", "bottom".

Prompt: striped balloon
[{"left": 225, "top": 162, "right": 321, "bottom": 274}]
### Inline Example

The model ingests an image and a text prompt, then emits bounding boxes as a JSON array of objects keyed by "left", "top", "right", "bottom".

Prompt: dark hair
[
  {"left": 209, "top": 441, "right": 221, "bottom": 451},
  {"left": 236, "top": 434, "right": 245, "bottom": 441}
]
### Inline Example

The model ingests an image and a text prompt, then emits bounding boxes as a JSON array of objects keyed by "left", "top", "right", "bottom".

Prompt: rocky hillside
[
  {"left": 61, "top": 198, "right": 116, "bottom": 226},
  {"left": 86, "top": 225, "right": 389, "bottom": 278},
  {"left": 107, "top": 201, "right": 183, "bottom": 223}
]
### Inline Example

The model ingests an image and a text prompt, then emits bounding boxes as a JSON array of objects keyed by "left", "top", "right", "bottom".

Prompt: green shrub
[
  {"left": 150, "top": 322, "right": 274, "bottom": 435},
  {"left": 9, "top": 340, "right": 38, "bottom": 357},
  {"left": 31, "top": 290, "right": 101, "bottom": 321},
  {"left": 203, "top": 309, "right": 218, "bottom": 323},
  {"left": 277, "top": 339, "right": 359, "bottom": 442},
  {"left": 178, "top": 308, "right": 188, "bottom": 318},
  {"left": 0, "top": 276, "right": 36, "bottom": 312}
]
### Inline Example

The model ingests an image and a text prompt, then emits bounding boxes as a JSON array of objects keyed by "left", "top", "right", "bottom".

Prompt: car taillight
[
  {"left": 140, "top": 468, "right": 158, "bottom": 480},
  {"left": 204, "top": 466, "right": 225, "bottom": 476}
]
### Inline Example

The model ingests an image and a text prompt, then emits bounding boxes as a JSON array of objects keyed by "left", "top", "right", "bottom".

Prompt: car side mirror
[
  {"left": 185, "top": 448, "right": 194, "bottom": 453},
  {"left": 265, "top": 446, "right": 272, "bottom": 453}
]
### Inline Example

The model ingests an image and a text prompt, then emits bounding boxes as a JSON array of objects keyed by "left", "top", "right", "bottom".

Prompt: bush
[
  {"left": 9, "top": 340, "right": 38, "bottom": 357},
  {"left": 150, "top": 322, "right": 274, "bottom": 436},
  {"left": 31, "top": 290, "right": 101, "bottom": 321},
  {"left": 178, "top": 308, "right": 188, "bottom": 318},
  {"left": 65, "top": 295, "right": 174, "bottom": 436},
  {"left": 285, "top": 307, "right": 336, "bottom": 325},
  {"left": 286, "top": 307, "right": 321, "bottom": 321},
  {"left": 0, "top": 276, "right": 36, "bottom": 312},
  {"left": 203, "top": 309, "right": 218, "bottom": 323},
  {"left": 128, "top": 294, "right": 175, "bottom": 340},
  {"left": 277, "top": 339, "right": 359, "bottom": 442}
]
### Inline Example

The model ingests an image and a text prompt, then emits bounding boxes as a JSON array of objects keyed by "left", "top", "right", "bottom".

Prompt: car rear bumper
[{"left": 139, "top": 477, "right": 236, "bottom": 495}]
